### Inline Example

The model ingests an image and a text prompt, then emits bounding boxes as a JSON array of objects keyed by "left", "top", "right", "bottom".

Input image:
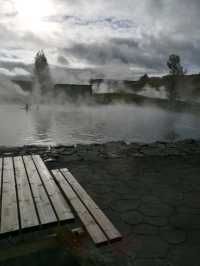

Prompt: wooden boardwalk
[
  {"left": 0, "top": 155, "right": 74, "bottom": 235},
  {"left": 0, "top": 155, "right": 122, "bottom": 246}
]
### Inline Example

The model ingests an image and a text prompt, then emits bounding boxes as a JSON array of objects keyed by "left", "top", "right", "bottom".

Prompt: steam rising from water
[
  {"left": 137, "top": 85, "right": 167, "bottom": 99},
  {"left": 0, "top": 76, "right": 29, "bottom": 103},
  {"left": 93, "top": 80, "right": 128, "bottom": 93},
  {"left": 0, "top": 103, "right": 200, "bottom": 146},
  {"left": 1, "top": 70, "right": 200, "bottom": 146}
]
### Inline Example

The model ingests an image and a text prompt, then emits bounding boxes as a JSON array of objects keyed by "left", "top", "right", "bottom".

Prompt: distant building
[
  {"left": 54, "top": 84, "right": 92, "bottom": 100},
  {"left": 12, "top": 80, "right": 93, "bottom": 101}
]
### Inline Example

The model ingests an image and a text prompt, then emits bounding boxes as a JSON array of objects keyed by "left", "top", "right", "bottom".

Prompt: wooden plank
[
  {"left": 1, "top": 157, "right": 19, "bottom": 234},
  {"left": 60, "top": 168, "right": 122, "bottom": 241},
  {"left": 32, "top": 155, "right": 74, "bottom": 223},
  {"left": 52, "top": 169, "right": 107, "bottom": 245},
  {"left": 23, "top": 156, "right": 57, "bottom": 225},
  {"left": 13, "top": 156, "right": 39, "bottom": 229}
]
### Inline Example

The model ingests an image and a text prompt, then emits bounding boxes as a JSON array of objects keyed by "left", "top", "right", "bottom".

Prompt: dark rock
[
  {"left": 167, "top": 245, "right": 200, "bottom": 266},
  {"left": 111, "top": 199, "right": 140, "bottom": 212},
  {"left": 177, "top": 206, "right": 200, "bottom": 215},
  {"left": 139, "top": 203, "right": 174, "bottom": 217},
  {"left": 131, "top": 236, "right": 168, "bottom": 258},
  {"left": 133, "top": 224, "right": 158, "bottom": 235},
  {"left": 182, "top": 192, "right": 200, "bottom": 208},
  {"left": 134, "top": 259, "right": 164, "bottom": 266},
  {"left": 160, "top": 229, "right": 186, "bottom": 244},
  {"left": 187, "top": 231, "right": 200, "bottom": 245},
  {"left": 143, "top": 216, "right": 168, "bottom": 227},
  {"left": 170, "top": 214, "right": 200, "bottom": 230},
  {"left": 140, "top": 144, "right": 166, "bottom": 156},
  {"left": 141, "top": 196, "right": 161, "bottom": 204},
  {"left": 121, "top": 211, "right": 143, "bottom": 225}
]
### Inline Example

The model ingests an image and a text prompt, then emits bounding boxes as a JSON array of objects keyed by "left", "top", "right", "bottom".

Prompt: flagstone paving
[{"left": 53, "top": 154, "right": 200, "bottom": 265}]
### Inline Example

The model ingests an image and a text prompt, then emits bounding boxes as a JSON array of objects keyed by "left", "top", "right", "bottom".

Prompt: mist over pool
[{"left": 0, "top": 103, "right": 200, "bottom": 146}]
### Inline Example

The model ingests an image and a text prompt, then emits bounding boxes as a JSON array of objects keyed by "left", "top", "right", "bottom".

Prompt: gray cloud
[
  {"left": 0, "top": 0, "right": 200, "bottom": 78},
  {"left": 57, "top": 55, "right": 69, "bottom": 65},
  {"left": 45, "top": 15, "right": 132, "bottom": 29},
  {"left": 63, "top": 38, "right": 165, "bottom": 71},
  {"left": 0, "top": 67, "right": 30, "bottom": 76}
]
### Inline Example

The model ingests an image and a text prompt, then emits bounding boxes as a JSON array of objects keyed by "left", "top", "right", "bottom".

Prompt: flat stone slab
[
  {"left": 160, "top": 229, "right": 186, "bottom": 244},
  {"left": 134, "top": 259, "right": 165, "bottom": 266},
  {"left": 133, "top": 224, "right": 158, "bottom": 235},
  {"left": 131, "top": 236, "right": 168, "bottom": 258},
  {"left": 111, "top": 199, "right": 140, "bottom": 212},
  {"left": 182, "top": 192, "right": 200, "bottom": 208},
  {"left": 121, "top": 211, "right": 143, "bottom": 225},
  {"left": 170, "top": 214, "right": 200, "bottom": 230},
  {"left": 167, "top": 246, "right": 200, "bottom": 266},
  {"left": 141, "top": 196, "right": 161, "bottom": 204},
  {"left": 139, "top": 203, "right": 174, "bottom": 217}
]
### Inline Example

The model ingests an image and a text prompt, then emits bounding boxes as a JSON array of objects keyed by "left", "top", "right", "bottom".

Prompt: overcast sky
[{"left": 0, "top": 0, "right": 199, "bottom": 79}]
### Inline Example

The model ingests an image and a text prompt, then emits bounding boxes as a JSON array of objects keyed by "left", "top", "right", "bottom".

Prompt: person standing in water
[{"left": 25, "top": 103, "right": 29, "bottom": 112}]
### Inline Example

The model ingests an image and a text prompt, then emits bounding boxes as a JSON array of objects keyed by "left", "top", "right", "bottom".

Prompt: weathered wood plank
[
  {"left": 52, "top": 169, "right": 107, "bottom": 245},
  {"left": 1, "top": 157, "right": 19, "bottom": 234},
  {"left": 60, "top": 168, "right": 122, "bottom": 241},
  {"left": 23, "top": 156, "right": 57, "bottom": 225},
  {"left": 14, "top": 156, "right": 39, "bottom": 229},
  {"left": 32, "top": 155, "right": 74, "bottom": 223}
]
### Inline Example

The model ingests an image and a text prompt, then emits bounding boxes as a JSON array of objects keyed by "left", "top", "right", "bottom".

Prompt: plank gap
[{"left": 12, "top": 157, "right": 22, "bottom": 232}]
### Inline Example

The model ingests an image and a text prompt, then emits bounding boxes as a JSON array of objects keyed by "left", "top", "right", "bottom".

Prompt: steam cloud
[{"left": 0, "top": 75, "right": 29, "bottom": 103}]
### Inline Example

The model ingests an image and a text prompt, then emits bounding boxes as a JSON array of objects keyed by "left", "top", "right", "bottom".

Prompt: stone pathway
[
  {"left": 1, "top": 141, "right": 200, "bottom": 265},
  {"left": 52, "top": 153, "right": 200, "bottom": 266}
]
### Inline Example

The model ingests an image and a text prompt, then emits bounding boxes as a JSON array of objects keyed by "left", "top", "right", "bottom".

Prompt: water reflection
[
  {"left": 31, "top": 106, "right": 53, "bottom": 142},
  {"left": 162, "top": 112, "right": 178, "bottom": 141},
  {"left": 0, "top": 103, "right": 200, "bottom": 146}
]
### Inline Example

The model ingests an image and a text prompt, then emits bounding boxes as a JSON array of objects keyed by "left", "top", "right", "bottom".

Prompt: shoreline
[{"left": 0, "top": 139, "right": 199, "bottom": 160}]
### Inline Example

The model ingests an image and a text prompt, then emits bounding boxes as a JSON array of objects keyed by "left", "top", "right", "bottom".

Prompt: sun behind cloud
[{"left": 14, "top": 0, "right": 53, "bottom": 32}]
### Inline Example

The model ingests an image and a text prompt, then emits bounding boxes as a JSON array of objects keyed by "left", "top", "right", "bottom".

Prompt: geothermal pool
[{"left": 0, "top": 103, "right": 200, "bottom": 146}]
